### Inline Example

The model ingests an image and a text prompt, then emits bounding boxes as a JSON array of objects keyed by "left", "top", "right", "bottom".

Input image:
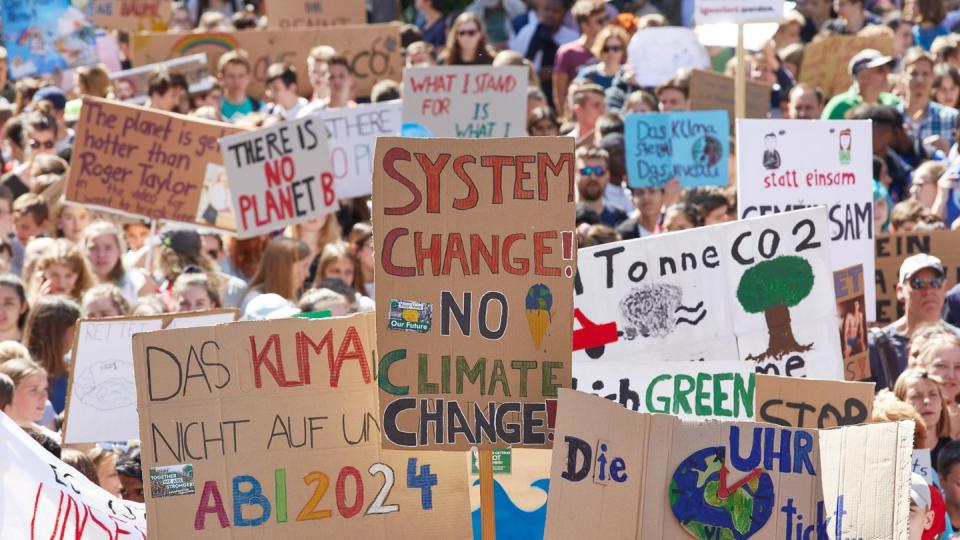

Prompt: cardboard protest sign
[
  {"left": 543, "top": 389, "right": 913, "bottom": 540},
  {"left": 132, "top": 24, "right": 403, "bottom": 99},
  {"left": 0, "top": 412, "right": 148, "bottom": 538},
  {"left": 65, "top": 97, "right": 242, "bottom": 227},
  {"left": 62, "top": 309, "right": 238, "bottom": 444},
  {"left": 468, "top": 449, "right": 552, "bottom": 538},
  {"left": 834, "top": 265, "right": 870, "bottom": 380},
  {"left": 402, "top": 66, "right": 528, "bottom": 138},
  {"left": 688, "top": 69, "right": 772, "bottom": 131},
  {"left": 131, "top": 313, "right": 471, "bottom": 538},
  {"left": 624, "top": 110, "right": 729, "bottom": 189},
  {"left": 627, "top": 27, "right": 710, "bottom": 87},
  {"left": 317, "top": 100, "right": 402, "bottom": 199},
  {"left": 373, "top": 137, "right": 576, "bottom": 450},
  {"left": 219, "top": 115, "right": 336, "bottom": 238},
  {"left": 799, "top": 33, "right": 894, "bottom": 98},
  {"left": 574, "top": 207, "right": 844, "bottom": 379},
  {"left": 89, "top": 0, "right": 170, "bottom": 32},
  {"left": 754, "top": 374, "right": 873, "bottom": 428},
  {"left": 111, "top": 54, "right": 212, "bottom": 105},
  {"left": 875, "top": 231, "right": 960, "bottom": 324},
  {"left": 694, "top": 0, "right": 783, "bottom": 23},
  {"left": 266, "top": 0, "right": 366, "bottom": 29},
  {"left": 1, "top": 0, "right": 98, "bottom": 79},
  {"left": 737, "top": 119, "right": 876, "bottom": 321}
]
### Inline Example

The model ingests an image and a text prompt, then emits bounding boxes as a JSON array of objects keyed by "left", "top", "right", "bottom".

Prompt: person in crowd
[
  {"left": 116, "top": 446, "right": 144, "bottom": 503},
  {"left": 553, "top": 0, "right": 606, "bottom": 117},
  {"left": 683, "top": 186, "right": 731, "bottom": 225},
  {"left": 263, "top": 63, "right": 308, "bottom": 120},
  {"left": 414, "top": 0, "right": 447, "bottom": 47},
  {"left": 0, "top": 358, "right": 54, "bottom": 437},
  {"left": 823, "top": 49, "right": 899, "bottom": 120},
  {"left": 939, "top": 440, "right": 960, "bottom": 534},
  {"left": 441, "top": 12, "right": 496, "bottom": 66},
  {"left": 786, "top": 83, "right": 825, "bottom": 119},
  {"left": 509, "top": 0, "right": 578, "bottom": 107},
  {"left": 83, "top": 221, "right": 145, "bottom": 303},
  {"left": 656, "top": 72, "right": 691, "bottom": 112},
  {"left": 0, "top": 274, "right": 27, "bottom": 342},
  {"left": 53, "top": 203, "right": 89, "bottom": 244},
  {"left": 662, "top": 203, "right": 702, "bottom": 232},
  {"left": 896, "top": 368, "right": 953, "bottom": 467},
  {"left": 145, "top": 69, "right": 182, "bottom": 112},
  {"left": 73, "top": 65, "right": 113, "bottom": 100},
  {"left": 870, "top": 254, "right": 959, "bottom": 390},
  {"left": 346, "top": 222, "right": 375, "bottom": 298},
  {"left": 528, "top": 106, "right": 560, "bottom": 135},
  {"left": 910, "top": 327, "right": 960, "bottom": 438},
  {"left": 22, "top": 295, "right": 79, "bottom": 414},
  {"left": 598, "top": 131, "right": 633, "bottom": 216},
  {"left": 0, "top": 372, "right": 12, "bottom": 413},
  {"left": 88, "top": 446, "right": 122, "bottom": 497},
  {"left": 933, "top": 63, "right": 960, "bottom": 109},
  {"left": 823, "top": 0, "right": 882, "bottom": 34},
  {"left": 406, "top": 41, "right": 438, "bottom": 68},
  {"left": 31, "top": 88, "right": 72, "bottom": 152},
  {"left": 911, "top": 161, "right": 946, "bottom": 211},
  {"left": 574, "top": 145, "right": 626, "bottom": 227},
  {"left": 239, "top": 237, "right": 311, "bottom": 315},
  {"left": 173, "top": 272, "right": 221, "bottom": 312},
  {"left": 371, "top": 80, "right": 402, "bottom": 102},
  {"left": 122, "top": 221, "right": 150, "bottom": 253},
  {"left": 567, "top": 83, "right": 606, "bottom": 146},
  {"left": 326, "top": 56, "right": 357, "bottom": 109},
  {"left": 890, "top": 199, "right": 928, "bottom": 232},
  {"left": 156, "top": 228, "right": 245, "bottom": 308},
  {"left": 852, "top": 104, "right": 911, "bottom": 201},
  {"left": 914, "top": 0, "right": 949, "bottom": 51},
  {"left": 32, "top": 239, "right": 94, "bottom": 302},
  {"left": 910, "top": 472, "right": 938, "bottom": 540},
  {"left": 577, "top": 24, "right": 629, "bottom": 92},
  {"left": 61, "top": 448, "right": 98, "bottom": 484},
  {"left": 797, "top": 0, "right": 833, "bottom": 41},
  {"left": 285, "top": 214, "right": 341, "bottom": 287},
  {"left": 218, "top": 49, "right": 260, "bottom": 122},
  {"left": 220, "top": 236, "right": 266, "bottom": 282},
  {"left": 900, "top": 47, "right": 959, "bottom": 158},
  {"left": 298, "top": 286, "right": 353, "bottom": 317},
  {"left": 618, "top": 186, "right": 664, "bottom": 239},
  {"left": 81, "top": 284, "right": 130, "bottom": 319},
  {"left": 299, "top": 45, "right": 335, "bottom": 117},
  {"left": 2, "top": 111, "right": 58, "bottom": 199}
]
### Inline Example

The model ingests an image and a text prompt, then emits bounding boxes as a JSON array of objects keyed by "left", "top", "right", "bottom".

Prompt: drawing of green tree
[{"left": 736, "top": 255, "right": 814, "bottom": 362}]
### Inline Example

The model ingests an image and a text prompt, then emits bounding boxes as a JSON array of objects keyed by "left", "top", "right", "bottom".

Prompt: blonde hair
[
  {"left": 81, "top": 283, "right": 130, "bottom": 317},
  {"left": 872, "top": 393, "right": 928, "bottom": 449},
  {"left": 590, "top": 25, "right": 630, "bottom": 59},
  {"left": 0, "top": 341, "right": 30, "bottom": 364},
  {"left": 910, "top": 323, "right": 960, "bottom": 365},
  {"left": 34, "top": 239, "right": 96, "bottom": 301},
  {"left": 82, "top": 220, "right": 127, "bottom": 283},
  {"left": 245, "top": 237, "right": 310, "bottom": 302},
  {"left": 0, "top": 357, "right": 47, "bottom": 386},
  {"left": 894, "top": 368, "right": 952, "bottom": 439},
  {"left": 314, "top": 241, "right": 362, "bottom": 293},
  {"left": 172, "top": 273, "right": 221, "bottom": 308},
  {"left": 75, "top": 64, "right": 113, "bottom": 98}
]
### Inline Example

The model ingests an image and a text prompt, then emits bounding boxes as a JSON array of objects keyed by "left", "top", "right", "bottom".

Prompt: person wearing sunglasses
[
  {"left": 870, "top": 253, "right": 960, "bottom": 390},
  {"left": 441, "top": 12, "right": 495, "bottom": 66},
  {"left": 553, "top": 0, "right": 608, "bottom": 119},
  {"left": 574, "top": 145, "right": 627, "bottom": 228},
  {"left": 577, "top": 25, "right": 629, "bottom": 91},
  {"left": 0, "top": 110, "right": 58, "bottom": 201}
]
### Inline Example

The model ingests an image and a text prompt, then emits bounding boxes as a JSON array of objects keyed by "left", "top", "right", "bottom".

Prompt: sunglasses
[
  {"left": 601, "top": 45, "right": 622, "bottom": 53},
  {"left": 909, "top": 275, "right": 944, "bottom": 290},
  {"left": 458, "top": 29, "right": 479, "bottom": 37},
  {"left": 29, "top": 139, "right": 55, "bottom": 150},
  {"left": 579, "top": 166, "right": 605, "bottom": 177}
]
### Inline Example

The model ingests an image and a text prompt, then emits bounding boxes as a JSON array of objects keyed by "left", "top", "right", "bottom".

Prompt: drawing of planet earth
[{"left": 669, "top": 447, "right": 775, "bottom": 540}]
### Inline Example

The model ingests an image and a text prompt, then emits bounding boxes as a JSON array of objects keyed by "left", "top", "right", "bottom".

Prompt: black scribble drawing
[
  {"left": 74, "top": 359, "right": 136, "bottom": 411},
  {"left": 619, "top": 284, "right": 707, "bottom": 340}
]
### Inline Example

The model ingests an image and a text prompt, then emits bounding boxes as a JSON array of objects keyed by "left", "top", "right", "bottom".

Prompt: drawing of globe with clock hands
[{"left": 669, "top": 446, "right": 775, "bottom": 539}]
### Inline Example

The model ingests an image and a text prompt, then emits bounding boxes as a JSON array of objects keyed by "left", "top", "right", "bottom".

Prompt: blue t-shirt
[
  {"left": 914, "top": 23, "right": 948, "bottom": 51},
  {"left": 220, "top": 96, "right": 261, "bottom": 122},
  {"left": 49, "top": 373, "right": 67, "bottom": 413}
]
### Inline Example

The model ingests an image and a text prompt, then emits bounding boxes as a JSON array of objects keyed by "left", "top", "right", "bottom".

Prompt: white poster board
[
  {"left": 62, "top": 309, "right": 237, "bottom": 444},
  {"left": 694, "top": 0, "right": 784, "bottom": 24},
  {"left": 220, "top": 115, "right": 336, "bottom": 238},
  {"left": 0, "top": 412, "right": 148, "bottom": 537},
  {"left": 402, "top": 65, "right": 528, "bottom": 137},
  {"left": 574, "top": 207, "right": 843, "bottom": 381},
  {"left": 627, "top": 27, "right": 710, "bottom": 87},
  {"left": 318, "top": 100, "right": 402, "bottom": 199},
  {"left": 110, "top": 53, "right": 212, "bottom": 105},
  {"left": 737, "top": 119, "right": 876, "bottom": 320}
]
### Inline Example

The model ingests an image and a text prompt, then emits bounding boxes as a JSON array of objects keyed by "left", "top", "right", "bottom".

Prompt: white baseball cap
[{"left": 899, "top": 253, "right": 945, "bottom": 284}]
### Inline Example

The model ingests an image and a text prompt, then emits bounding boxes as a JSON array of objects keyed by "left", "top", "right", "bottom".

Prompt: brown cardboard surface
[
  {"left": 799, "top": 34, "right": 895, "bottom": 99},
  {"left": 131, "top": 313, "right": 472, "bottom": 539},
  {"left": 543, "top": 389, "right": 911, "bottom": 539},
  {"left": 688, "top": 69, "right": 772, "bottom": 129},
  {"left": 754, "top": 374, "right": 874, "bottom": 428},
  {"left": 266, "top": 0, "right": 366, "bottom": 29},
  {"left": 65, "top": 97, "right": 241, "bottom": 225},
  {"left": 874, "top": 231, "right": 960, "bottom": 324},
  {"left": 372, "top": 137, "right": 576, "bottom": 450},
  {"left": 834, "top": 265, "right": 870, "bottom": 380},
  {"left": 89, "top": 0, "right": 170, "bottom": 32},
  {"left": 132, "top": 24, "right": 403, "bottom": 99}
]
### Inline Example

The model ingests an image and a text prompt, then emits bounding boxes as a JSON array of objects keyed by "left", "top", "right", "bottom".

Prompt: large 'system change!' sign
[{"left": 373, "top": 137, "right": 576, "bottom": 450}]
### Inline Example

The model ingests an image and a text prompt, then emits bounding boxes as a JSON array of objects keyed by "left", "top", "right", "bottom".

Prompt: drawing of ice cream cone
[{"left": 525, "top": 284, "right": 553, "bottom": 349}]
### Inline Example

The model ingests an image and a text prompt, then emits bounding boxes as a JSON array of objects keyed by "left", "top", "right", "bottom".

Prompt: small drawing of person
[
  {"left": 762, "top": 133, "right": 781, "bottom": 170},
  {"left": 839, "top": 128, "right": 852, "bottom": 165}
]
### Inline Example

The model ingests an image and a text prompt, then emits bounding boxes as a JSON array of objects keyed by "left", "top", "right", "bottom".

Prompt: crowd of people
[{"left": 1, "top": 0, "right": 960, "bottom": 537}]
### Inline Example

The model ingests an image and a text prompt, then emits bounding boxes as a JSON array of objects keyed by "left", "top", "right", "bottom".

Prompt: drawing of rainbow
[{"left": 170, "top": 33, "right": 240, "bottom": 56}]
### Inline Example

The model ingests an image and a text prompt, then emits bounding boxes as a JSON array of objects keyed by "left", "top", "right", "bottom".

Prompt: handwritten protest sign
[
  {"left": 799, "top": 33, "right": 894, "bottom": 98},
  {"left": 543, "top": 389, "right": 912, "bottom": 539},
  {"left": 835, "top": 265, "right": 870, "bottom": 380},
  {"left": 88, "top": 0, "right": 170, "bottom": 32},
  {"left": 627, "top": 27, "right": 710, "bottom": 87},
  {"left": 574, "top": 207, "right": 844, "bottom": 379},
  {"left": 688, "top": 69, "right": 771, "bottom": 132},
  {"left": 131, "top": 314, "right": 471, "bottom": 538},
  {"left": 402, "top": 66, "right": 528, "bottom": 138},
  {"left": 267, "top": 0, "right": 366, "bottom": 29},
  {"left": 62, "top": 309, "right": 238, "bottom": 444},
  {"left": 318, "top": 100, "right": 402, "bottom": 199},
  {"left": 111, "top": 54, "right": 212, "bottom": 105},
  {"left": 0, "top": 412, "right": 148, "bottom": 538},
  {"left": 1, "top": 0, "right": 98, "bottom": 79},
  {"left": 373, "top": 137, "right": 576, "bottom": 450},
  {"left": 219, "top": 115, "right": 336, "bottom": 238},
  {"left": 737, "top": 119, "right": 876, "bottom": 321},
  {"left": 624, "top": 110, "right": 729, "bottom": 188},
  {"left": 65, "top": 97, "right": 241, "bottom": 227},
  {"left": 875, "top": 231, "right": 960, "bottom": 324},
  {"left": 133, "top": 24, "right": 402, "bottom": 98},
  {"left": 693, "top": 0, "right": 784, "bottom": 23},
  {"left": 754, "top": 374, "right": 873, "bottom": 428}
]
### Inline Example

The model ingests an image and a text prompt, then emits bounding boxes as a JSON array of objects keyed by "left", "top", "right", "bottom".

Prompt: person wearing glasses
[
  {"left": 870, "top": 254, "right": 960, "bottom": 390},
  {"left": 441, "top": 12, "right": 495, "bottom": 65},
  {"left": 1, "top": 110, "right": 58, "bottom": 200},
  {"left": 576, "top": 25, "right": 629, "bottom": 91},
  {"left": 553, "top": 0, "right": 607, "bottom": 118},
  {"left": 574, "top": 145, "right": 627, "bottom": 228}
]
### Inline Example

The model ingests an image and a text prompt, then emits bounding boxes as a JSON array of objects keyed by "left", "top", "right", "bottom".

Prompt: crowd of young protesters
[{"left": 2, "top": 1, "right": 960, "bottom": 537}]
